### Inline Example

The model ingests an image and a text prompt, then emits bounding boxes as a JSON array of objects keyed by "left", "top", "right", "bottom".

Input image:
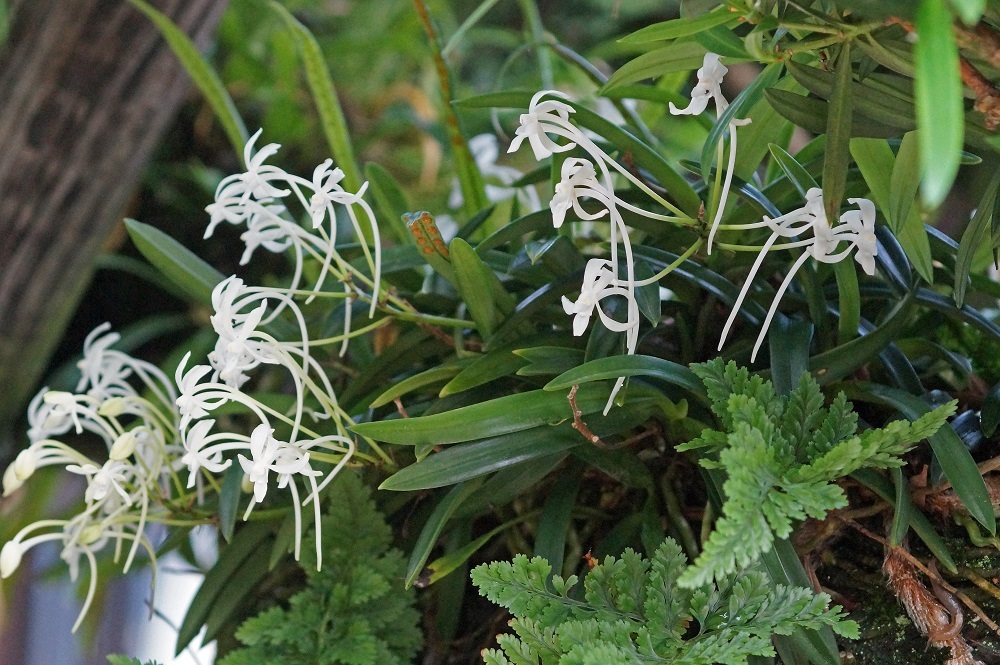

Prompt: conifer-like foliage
[
  {"left": 677, "top": 360, "right": 956, "bottom": 588},
  {"left": 471, "top": 540, "right": 857, "bottom": 665},
  {"left": 219, "top": 472, "right": 422, "bottom": 665}
]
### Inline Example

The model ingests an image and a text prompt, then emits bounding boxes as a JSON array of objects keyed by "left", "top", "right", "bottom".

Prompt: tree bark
[
  {"left": 0, "top": 0, "right": 228, "bottom": 439},
  {"left": 0, "top": 0, "right": 228, "bottom": 661}
]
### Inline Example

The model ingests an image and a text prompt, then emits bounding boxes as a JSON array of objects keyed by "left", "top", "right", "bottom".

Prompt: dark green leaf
[
  {"left": 769, "top": 316, "right": 813, "bottom": 396},
  {"left": 822, "top": 42, "right": 853, "bottom": 221},
  {"left": 955, "top": 170, "right": 1000, "bottom": 306},
  {"left": 125, "top": 219, "right": 224, "bottom": 306},
  {"left": 405, "top": 479, "right": 484, "bottom": 588},
  {"left": 218, "top": 464, "right": 244, "bottom": 544}
]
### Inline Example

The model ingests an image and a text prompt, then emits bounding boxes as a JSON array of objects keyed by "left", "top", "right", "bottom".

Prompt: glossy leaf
[
  {"left": 765, "top": 89, "right": 898, "bottom": 139},
  {"left": 914, "top": 0, "right": 963, "bottom": 207},
  {"left": 369, "top": 364, "right": 464, "bottom": 408},
  {"left": 851, "top": 468, "right": 957, "bottom": 572},
  {"left": 618, "top": 8, "right": 733, "bottom": 44},
  {"left": 888, "top": 131, "right": 920, "bottom": 235},
  {"left": 514, "top": 346, "right": 585, "bottom": 376},
  {"left": 532, "top": 468, "right": 582, "bottom": 577},
  {"left": 271, "top": 2, "right": 361, "bottom": 191},
  {"left": 218, "top": 464, "right": 244, "bottom": 544},
  {"left": 769, "top": 317, "right": 813, "bottom": 396},
  {"left": 545, "top": 354, "right": 703, "bottom": 395},
  {"left": 604, "top": 42, "right": 708, "bottom": 90},
  {"left": 379, "top": 425, "right": 581, "bottom": 490},
  {"left": 176, "top": 522, "right": 272, "bottom": 654},
  {"left": 768, "top": 144, "right": 818, "bottom": 197},
  {"left": 848, "top": 383, "right": 995, "bottom": 534},
  {"left": 127, "top": 0, "right": 246, "bottom": 159},
  {"left": 822, "top": 42, "right": 853, "bottom": 221},
  {"left": 352, "top": 383, "right": 613, "bottom": 446},
  {"left": 450, "top": 237, "right": 514, "bottom": 339},
  {"left": 125, "top": 219, "right": 224, "bottom": 306},
  {"left": 955, "top": 169, "right": 1000, "bottom": 307},
  {"left": 405, "top": 479, "right": 484, "bottom": 588},
  {"left": 834, "top": 260, "right": 860, "bottom": 345}
]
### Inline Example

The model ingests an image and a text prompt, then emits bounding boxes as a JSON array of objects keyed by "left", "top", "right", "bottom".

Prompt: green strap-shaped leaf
[
  {"left": 768, "top": 317, "right": 813, "bottom": 397},
  {"left": 852, "top": 468, "right": 956, "bottom": 571},
  {"left": 834, "top": 260, "right": 860, "bottom": 345},
  {"left": 176, "top": 522, "right": 272, "bottom": 654},
  {"left": 369, "top": 364, "right": 465, "bottom": 409},
  {"left": 603, "top": 42, "right": 708, "bottom": 90},
  {"left": 366, "top": 163, "right": 413, "bottom": 245},
  {"left": 768, "top": 144, "right": 818, "bottom": 197},
  {"left": 217, "top": 464, "right": 244, "bottom": 543},
  {"left": 352, "top": 383, "right": 613, "bottom": 446},
  {"left": 850, "top": 138, "right": 934, "bottom": 282},
  {"left": 124, "top": 219, "right": 225, "bottom": 306},
  {"left": 822, "top": 42, "right": 853, "bottom": 221},
  {"left": 955, "top": 169, "right": 1000, "bottom": 306},
  {"left": 914, "top": 0, "right": 963, "bottom": 207},
  {"left": 765, "top": 88, "right": 898, "bottom": 139},
  {"left": 532, "top": 466, "right": 583, "bottom": 577},
  {"left": 127, "top": 0, "right": 246, "bottom": 160},
  {"left": 270, "top": 2, "right": 361, "bottom": 192},
  {"left": 379, "top": 425, "right": 581, "bottom": 491},
  {"left": 405, "top": 479, "right": 484, "bottom": 587},
  {"left": 848, "top": 383, "right": 995, "bottom": 534},
  {"left": 449, "top": 237, "right": 515, "bottom": 339},
  {"left": 544, "top": 354, "right": 703, "bottom": 395},
  {"left": 619, "top": 7, "right": 733, "bottom": 44},
  {"left": 888, "top": 131, "right": 921, "bottom": 234}
]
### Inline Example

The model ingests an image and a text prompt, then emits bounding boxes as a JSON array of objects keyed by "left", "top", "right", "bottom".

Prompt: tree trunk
[
  {"left": 0, "top": 0, "right": 228, "bottom": 661},
  {"left": 0, "top": 0, "right": 228, "bottom": 440}
]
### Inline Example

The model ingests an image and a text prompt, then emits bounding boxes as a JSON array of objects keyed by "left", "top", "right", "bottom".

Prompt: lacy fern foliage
[
  {"left": 471, "top": 539, "right": 857, "bottom": 665},
  {"left": 677, "top": 360, "right": 956, "bottom": 587},
  {"left": 219, "top": 472, "right": 422, "bottom": 665}
]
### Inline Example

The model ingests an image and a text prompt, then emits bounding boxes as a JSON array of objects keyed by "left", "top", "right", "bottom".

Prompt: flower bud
[
  {"left": 79, "top": 525, "right": 104, "bottom": 546},
  {"left": 2, "top": 465, "right": 23, "bottom": 497},
  {"left": 241, "top": 474, "right": 254, "bottom": 495},
  {"left": 98, "top": 397, "right": 126, "bottom": 417},
  {"left": 13, "top": 449, "right": 37, "bottom": 482},
  {"left": 109, "top": 432, "right": 137, "bottom": 461},
  {"left": 0, "top": 541, "right": 22, "bottom": 578}
]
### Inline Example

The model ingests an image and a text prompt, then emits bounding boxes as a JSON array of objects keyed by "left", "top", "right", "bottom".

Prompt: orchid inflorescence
[
  {"left": 506, "top": 52, "right": 879, "bottom": 392},
  {"left": 1, "top": 131, "right": 386, "bottom": 631}
]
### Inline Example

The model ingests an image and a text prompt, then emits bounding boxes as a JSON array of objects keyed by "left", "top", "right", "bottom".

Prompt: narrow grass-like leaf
[
  {"left": 425, "top": 513, "right": 535, "bottom": 585},
  {"left": 765, "top": 89, "right": 899, "bottom": 139},
  {"left": 203, "top": 551, "right": 271, "bottom": 641},
  {"left": 369, "top": 365, "right": 464, "bottom": 409},
  {"left": 217, "top": 464, "right": 244, "bottom": 544},
  {"left": 379, "top": 426, "right": 581, "bottom": 491},
  {"left": 619, "top": 8, "right": 733, "bottom": 44},
  {"left": 271, "top": 2, "right": 361, "bottom": 192},
  {"left": 888, "top": 131, "right": 920, "bottom": 234},
  {"left": 768, "top": 144, "right": 818, "bottom": 197},
  {"left": 889, "top": 467, "right": 915, "bottom": 546},
  {"left": 603, "top": 42, "right": 708, "bottom": 90},
  {"left": 851, "top": 468, "right": 957, "bottom": 571},
  {"left": 834, "top": 260, "right": 860, "bottom": 345},
  {"left": 176, "top": 522, "right": 272, "bottom": 654},
  {"left": 769, "top": 317, "right": 812, "bottom": 396},
  {"left": 514, "top": 346, "right": 585, "bottom": 376},
  {"left": 849, "top": 383, "right": 995, "bottom": 534},
  {"left": 533, "top": 468, "right": 582, "bottom": 577},
  {"left": 366, "top": 163, "right": 412, "bottom": 245},
  {"left": 127, "top": 0, "right": 246, "bottom": 160},
  {"left": 352, "top": 383, "right": 612, "bottom": 446},
  {"left": 440, "top": 348, "right": 528, "bottom": 397},
  {"left": 125, "top": 219, "right": 224, "bottom": 306},
  {"left": 914, "top": 0, "right": 963, "bottom": 207},
  {"left": 441, "top": 0, "right": 504, "bottom": 57},
  {"left": 822, "top": 42, "right": 853, "bottom": 221},
  {"left": 405, "top": 479, "right": 484, "bottom": 588},
  {"left": 544, "top": 354, "right": 703, "bottom": 394},
  {"left": 955, "top": 170, "right": 1000, "bottom": 306},
  {"left": 450, "top": 237, "right": 514, "bottom": 339}
]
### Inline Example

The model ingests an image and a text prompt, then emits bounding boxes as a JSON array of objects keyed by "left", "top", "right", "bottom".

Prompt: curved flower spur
[{"left": 719, "top": 189, "right": 879, "bottom": 361}]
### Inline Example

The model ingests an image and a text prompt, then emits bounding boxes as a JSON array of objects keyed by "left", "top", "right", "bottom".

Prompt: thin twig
[{"left": 394, "top": 398, "right": 410, "bottom": 419}]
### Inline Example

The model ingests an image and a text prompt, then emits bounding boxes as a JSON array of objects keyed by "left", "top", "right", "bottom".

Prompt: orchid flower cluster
[
  {"left": 507, "top": 53, "right": 879, "bottom": 392},
  {"left": 1, "top": 130, "right": 386, "bottom": 631},
  {"left": 2, "top": 323, "right": 179, "bottom": 632}
]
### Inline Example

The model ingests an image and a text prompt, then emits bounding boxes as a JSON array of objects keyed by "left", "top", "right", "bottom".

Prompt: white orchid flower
[
  {"left": 237, "top": 425, "right": 311, "bottom": 509},
  {"left": 508, "top": 91, "right": 578, "bottom": 161},
  {"left": 719, "top": 192, "right": 880, "bottom": 362},
  {"left": 550, "top": 158, "right": 607, "bottom": 229}
]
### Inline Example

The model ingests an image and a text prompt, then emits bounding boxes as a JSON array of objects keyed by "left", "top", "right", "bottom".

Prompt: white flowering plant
[{"left": 6, "top": 1, "right": 1000, "bottom": 664}]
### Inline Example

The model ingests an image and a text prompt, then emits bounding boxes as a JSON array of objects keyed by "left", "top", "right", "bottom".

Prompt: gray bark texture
[
  {"left": 0, "top": 0, "right": 228, "bottom": 438},
  {"left": 0, "top": 0, "right": 228, "bottom": 662}
]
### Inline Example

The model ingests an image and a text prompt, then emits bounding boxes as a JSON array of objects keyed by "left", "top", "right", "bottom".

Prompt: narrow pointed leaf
[
  {"left": 955, "top": 169, "right": 1000, "bottom": 306},
  {"left": 125, "top": 219, "right": 224, "bottom": 306},
  {"left": 127, "top": 0, "right": 247, "bottom": 159},
  {"left": 619, "top": 8, "right": 733, "bottom": 44},
  {"left": 822, "top": 42, "right": 853, "bottom": 221},
  {"left": 405, "top": 479, "right": 484, "bottom": 588},
  {"left": 888, "top": 131, "right": 921, "bottom": 234},
  {"left": 914, "top": 0, "right": 963, "bottom": 207},
  {"left": 545, "top": 354, "right": 703, "bottom": 395}
]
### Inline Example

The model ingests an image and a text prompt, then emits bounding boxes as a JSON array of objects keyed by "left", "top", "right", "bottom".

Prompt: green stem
[{"left": 633, "top": 239, "right": 703, "bottom": 285}]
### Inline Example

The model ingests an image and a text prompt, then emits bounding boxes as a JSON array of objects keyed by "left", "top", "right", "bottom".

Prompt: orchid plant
[{"left": 7, "top": 2, "right": 1000, "bottom": 664}]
